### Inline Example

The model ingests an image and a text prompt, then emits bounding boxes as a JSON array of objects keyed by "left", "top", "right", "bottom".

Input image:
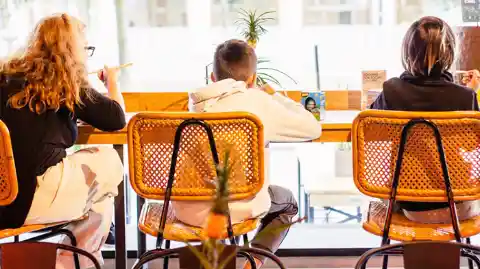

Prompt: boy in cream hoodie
[{"left": 173, "top": 39, "right": 321, "bottom": 266}]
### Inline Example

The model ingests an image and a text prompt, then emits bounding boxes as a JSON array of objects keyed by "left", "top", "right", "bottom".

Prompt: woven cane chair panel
[
  {"left": 0, "top": 121, "right": 17, "bottom": 206},
  {"left": 128, "top": 113, "right": 264, "bottom": 201},
  {"left": 353, "top": 111, "right": 480, "bottom": 201},
  {"left": 363, "top": 201, "right": 480, "bottom": 241}
]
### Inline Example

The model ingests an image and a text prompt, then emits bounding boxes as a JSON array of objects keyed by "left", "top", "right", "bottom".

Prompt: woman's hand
[
  {"left": 97, "top": 65, "right": 119, "bottom": 87},
  {"left": 462, "top": 69, "right": 480, "bottom": 91},
  {"left": 97, "top": 65, "right": 125, "bottom": 111}
]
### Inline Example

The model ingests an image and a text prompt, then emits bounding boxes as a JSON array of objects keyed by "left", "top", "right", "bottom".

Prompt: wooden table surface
[{"left": 77, "top": 110, "right": 359, "bottom": 144}]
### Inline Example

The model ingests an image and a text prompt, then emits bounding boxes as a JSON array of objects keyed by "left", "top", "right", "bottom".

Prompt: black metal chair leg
[
  {"left": 163, "top": 240, "right": 171, "bottom": 269},
  {"left": 14, "top": 235, "right": 19, "bottom": 242},
  {"left": 463, "top": 251, "right": 479, "bottom": 269},
  {"left": 467, "top": 237, "right": 475, "bottom": 269},
  {"left": 133, "top": 249, "right": 178, "bottom": 269},
  {"left": 240, "top": 247, "right": 286, "bottom": 269},
  {"left": 238, "top": 251, "right": 257, "bottom": 269},
  {"left": 381, "top": 254, "right": 389, "bottom": 269},
  {"left": 471, "top": 254, "right": 480, "bottom": 269},
  {"left": 381, "top": 239, "right": 391, "bottom": 269},
  {"left": 243, "top": 234, "right": 249, "bottom": 247},
  {"left": 59, "top": 229, "right": 81, "bottom": 269},
  {"left": 25, "top": 228, "right": 80, "bottom": 269}
]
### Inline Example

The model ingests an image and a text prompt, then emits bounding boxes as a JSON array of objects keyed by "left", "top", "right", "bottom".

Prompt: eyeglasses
[{"left": 85, "top": 46, "right": 95, "bottom": 57}]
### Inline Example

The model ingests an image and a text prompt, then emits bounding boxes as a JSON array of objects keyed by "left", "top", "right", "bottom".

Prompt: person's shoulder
[
  {"left": 446, "top": 81, "right": 476, "bottom": 95},
  {"left": 244, "top": 88, "right": 274, "bottom": 99},
  {"left": 382, "top": 77, "right": 403, "bottom": 91},
  {"left": 218, "top": 88, "right": 273, "bottom": 113}
]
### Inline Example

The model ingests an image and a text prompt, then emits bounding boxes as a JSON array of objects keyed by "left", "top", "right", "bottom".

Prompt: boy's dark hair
[
  {"left": 213, "top": 39, "right": 257, "bottom": 82},
  {"left": 402, "top": 16, "right": 455, "bottom": 77}
]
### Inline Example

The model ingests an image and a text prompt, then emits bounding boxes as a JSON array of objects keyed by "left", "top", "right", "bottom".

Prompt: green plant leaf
[
  {"left": 256, "top": 75, "right": 267, "bottom": 86},
  {"left": 257, "top": 58, "right": 271, "bottom": 64},
  {"left": 235, "top": 8, "right": 275, "bottom": 44},
  {"left": 258, "top": 67, "right": 298, "bottom": 84},
  {"left": 257, "top": 72, "right": 282, "bottom": 86}
]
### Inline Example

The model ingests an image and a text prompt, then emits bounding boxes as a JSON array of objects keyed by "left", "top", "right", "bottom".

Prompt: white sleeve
[{"left": 260, "top": 92, "right": 322, "bottom": 142}]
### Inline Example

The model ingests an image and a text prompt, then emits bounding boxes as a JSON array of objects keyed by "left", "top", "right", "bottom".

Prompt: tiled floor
[
  {"left": 103, "top": 256, "right": 405, "bottom": 269},
  {"left": 103, "top": 256, "right": 479, "bottom": 269}
]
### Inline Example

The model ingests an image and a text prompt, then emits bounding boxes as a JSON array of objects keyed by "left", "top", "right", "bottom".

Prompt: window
[
  {"left": 149, "top": 0, "right": 187, "bottom": 27},
  {"left": 397, "top": 0, "right": 461, "bottom": 24},
  {"left": 211, "top": 0, "right": 279, "bottom": 27},
  {"left": 303, "top": 0, "right": 371, "bottom": 25},
  {"left": 338, "top": 11, "right": 352, "bottom": 24},
  {"left": 126, "top": 0, "right": 187, "bottom": 27},
  {"left": 396, "top": 0, "right": 422, "bottom": 24}
]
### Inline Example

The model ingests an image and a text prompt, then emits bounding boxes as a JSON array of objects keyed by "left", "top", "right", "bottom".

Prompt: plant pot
[{"left": 179, "top": 244, "right": 238, "bottom": 269}]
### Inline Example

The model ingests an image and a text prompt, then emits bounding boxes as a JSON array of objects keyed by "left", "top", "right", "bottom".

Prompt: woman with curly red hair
[{"left": 0, "top": 13, "right": 125, "bottom": 268}]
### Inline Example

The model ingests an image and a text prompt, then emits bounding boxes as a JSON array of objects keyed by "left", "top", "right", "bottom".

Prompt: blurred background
[{"left": 0, "top": 0, "right": 468, "bottom": 92}]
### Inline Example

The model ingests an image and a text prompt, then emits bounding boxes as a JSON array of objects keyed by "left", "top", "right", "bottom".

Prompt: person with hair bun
[
  {"left": 371, "top": 16, "right": 480, "bottom": 224},
  {"left": 0, "top": 13, "right": 126, "bottom": 268},
  {"left": 182, "top": 39, "right": 321, "bottom": 268}
]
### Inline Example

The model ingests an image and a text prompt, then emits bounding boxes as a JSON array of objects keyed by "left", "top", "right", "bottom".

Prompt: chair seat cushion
[
  {"left": 139, "top": 202, "right": 259, "bottom": 241},
  {"left": 363, "top": 201, "right": 480, "bottom": 241}
]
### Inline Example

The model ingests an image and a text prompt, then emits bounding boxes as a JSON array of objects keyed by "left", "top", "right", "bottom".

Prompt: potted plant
[
  {"left": 235, "top": 9, "right": 275, "bottom": 49},
  {"left": 235, "top": 9, "right": 296, "bottom": 88},
  {"left": 205, "top": 9, "right": 296, "bottom": 89}
]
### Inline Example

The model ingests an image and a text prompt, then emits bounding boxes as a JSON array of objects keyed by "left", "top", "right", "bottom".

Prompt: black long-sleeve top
[
  {"left": 370, "top": 71, "right": 479, "bottom": 212},
  {"left": 0, "top": 75, "right": 126, "bottom": 228}
]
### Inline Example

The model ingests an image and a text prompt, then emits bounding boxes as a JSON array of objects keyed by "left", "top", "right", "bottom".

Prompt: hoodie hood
[{"left": 189, "top": 79, "right": 247, "bottom": 112}]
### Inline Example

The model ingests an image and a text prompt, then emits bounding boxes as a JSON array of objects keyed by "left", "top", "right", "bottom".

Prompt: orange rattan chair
[
  {"left": 0, "top": 120, "right": 88, "bottom": 269},
  {"left": 128, "top": 112, "right": 265, "bottom": 267},
  {"left": 353, "top": 110, "right": 480, "bottom": 269},
  {"left": 0, "top": 120, "right": 18, "bottom": 206}
]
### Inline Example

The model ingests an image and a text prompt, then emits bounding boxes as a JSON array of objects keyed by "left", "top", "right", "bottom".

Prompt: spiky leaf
[{"left": 235, "top": 9, "right": 275, "bottom": 46}]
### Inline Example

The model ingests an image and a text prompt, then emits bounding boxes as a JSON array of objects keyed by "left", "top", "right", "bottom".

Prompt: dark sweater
[
  {"left": 370, "top": 71, "right": 479, "bottom": 212},
  {"left": 0, "top": 75, "right": 126, "bottom": 228}
]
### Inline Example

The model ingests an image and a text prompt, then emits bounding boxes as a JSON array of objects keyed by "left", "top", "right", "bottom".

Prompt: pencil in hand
[{"left": 88, "top": 63, "right": 133, "bottom": 74}]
